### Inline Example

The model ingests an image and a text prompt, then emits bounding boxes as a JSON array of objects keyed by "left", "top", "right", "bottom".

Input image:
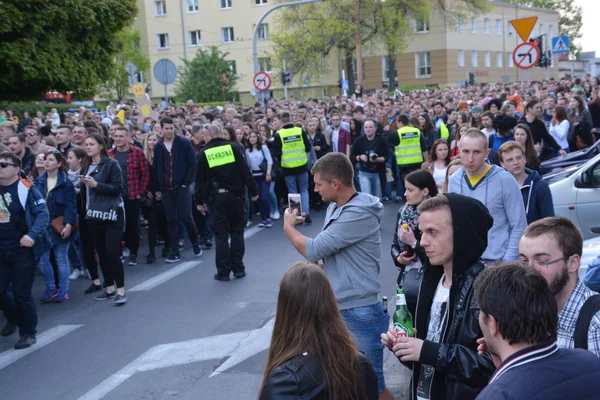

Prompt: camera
[{"left": 368, "top": 151, "right": 378, "bottom": 162}]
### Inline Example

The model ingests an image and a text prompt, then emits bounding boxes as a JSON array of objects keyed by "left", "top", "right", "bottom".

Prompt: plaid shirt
[
  {"left": 108, "top": 146, "right": 150, "bottom": 200},
  {"left": 557, "top": 280, "right": 600, "bottom": 357}
]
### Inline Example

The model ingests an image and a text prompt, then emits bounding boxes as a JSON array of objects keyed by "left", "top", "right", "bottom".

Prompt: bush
[{"left": 0, "top": 103, "right": 74, "bottom": 118}]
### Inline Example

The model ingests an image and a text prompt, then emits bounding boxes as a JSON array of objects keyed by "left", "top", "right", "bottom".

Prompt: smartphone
[{"left": 288, "top": 193, "right": 303, "bottom": 220}]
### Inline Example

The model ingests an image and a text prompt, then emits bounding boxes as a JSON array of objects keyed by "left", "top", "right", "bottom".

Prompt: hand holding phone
[{"left": 288, "top": 194, "right": 303, "bottom": 220}]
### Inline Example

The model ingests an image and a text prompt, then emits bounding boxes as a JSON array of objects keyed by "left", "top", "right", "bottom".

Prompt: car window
[{"left": 592, "top": 163, "right": 600, "bottom": 187}]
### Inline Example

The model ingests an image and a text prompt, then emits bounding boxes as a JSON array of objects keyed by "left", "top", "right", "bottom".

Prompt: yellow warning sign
[{"left": 510, "top": 17, "right": 538, "bottom": 43}]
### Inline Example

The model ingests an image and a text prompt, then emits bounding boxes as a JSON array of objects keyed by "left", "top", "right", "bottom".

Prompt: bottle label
[
  {"left": 393, "top": 322, "right": 409, "bottom": 337},
  {"left": 396, "top": 293, "right": 407, "bottom": 306}
]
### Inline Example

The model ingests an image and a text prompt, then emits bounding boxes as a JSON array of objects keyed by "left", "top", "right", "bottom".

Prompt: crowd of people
[{"left": 0, "top": 74, "right": 599, "bottom": 399}]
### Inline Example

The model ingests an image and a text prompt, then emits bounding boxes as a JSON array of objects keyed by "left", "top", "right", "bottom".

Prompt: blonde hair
[{"left": 143, "top": 132, "right": 160, "bottom": 166}]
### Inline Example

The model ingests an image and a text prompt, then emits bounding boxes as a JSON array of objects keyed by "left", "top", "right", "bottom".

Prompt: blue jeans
[
  {"left": 383, "top": 148, "right": 395, "bottom": 198},
  {"left": 68, "top": 233, "right": 83, "bottom": 270},
  {"left": 41, "top": 241, "right": 70, "bottom": 293},
  {"left": 358, "top": 170, "right": 382, "bottom": 199},
  {"left": 395, "top": 164, "right": 405, "bottom": 200},
  {"left": 268, "top": 181, "right": 278, "bottom": 214},
  {"left": 284, "top": 172, "right": 310, "bottom": 216},
  {"left": 341, "top": 302, "right": 389, "bottom": 392}
]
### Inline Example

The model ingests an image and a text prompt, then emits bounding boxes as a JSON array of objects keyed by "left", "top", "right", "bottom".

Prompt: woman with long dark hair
[
  {"left": 245, "top": 130, "right": 273, "bottom": 228},
  {"left": 260, "top": 262, "right": 378, "bottom": 399},
  {"left": 258, "top": 123, "right": 280, "bottom": 220},
  {"left": 79, "top": 133, "right": 127, "bottom": 305},
  {"left": 513, "top": 123, "right": 541, "bottom": 172},
  {"left": 418, "top": 113, "right": 439, "bottom": 150},
  {"left": 549, "top": 105, "right": 571, "bottom": 152},
  {"left": 569, "top": 95, "right": 595, "bottom": 151},
  {"left": 421, "top": 139, "right": 451, "bottom": 189}
]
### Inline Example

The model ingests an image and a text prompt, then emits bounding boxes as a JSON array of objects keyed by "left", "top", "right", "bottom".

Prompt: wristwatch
[{"left": 411, "top": 240, "right": 417, "bottom": 249}]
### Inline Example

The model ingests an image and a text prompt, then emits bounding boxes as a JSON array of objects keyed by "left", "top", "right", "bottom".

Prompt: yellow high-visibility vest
[
  {"left": 439, "top": 122, "right": 449, "bottom": 139},
  {"left": 395, "top": 127, "right": 424, "bottom": 166},
  {"left": 205, "top": 144, "right": 236, "bottom": 168},
  {"left": 279, "top": 127, "right": 308, "bottom": 169}
]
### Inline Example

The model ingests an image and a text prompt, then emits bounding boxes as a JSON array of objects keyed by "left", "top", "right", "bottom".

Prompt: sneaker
[
  {"left": 122, "top": 247, "right": 131, "bottom": 258},
  {"left": 1, "top": 322, "right": 17, "bottom": 337},
  {"left": 203, "top": 239, "right": 213, "bottom": 249},
  {"left": 156, "top": 238, "right": 165, "bottom": 245},
  {"left": 304, "top": 216, "right": 312, "bottom": 225},
  {"left": 69, "top": 269, "right": 82, "bottom": 280},
  {"left": 166, "top": 253, "right": 181, "bottom": 263},
  {"left": 14, "top": 336, "right": 36, "bottom": 350},
  {"left": 84, "top": 283, "right": 102, "bottom": 294},
  {"left": 258, "top": 220, "right": 267, "bottom": 228},
  {"left": 271, "top": 210, "right": 280, "bottom": 220},
  {"left": 265, "top": 219, "right": 273, "bottom": 228},
  {"left": 246, "top": 220, "right": 252, "bottom": 228},
  {"left": 192, "top": 243, "right": 203, "bottom": 257},
  {"left": 55, "top": 291, "right": 70, "bottom": 303},
  {"left": 128, "top": 255, "right": 138, "bottom": 266},
  {"left": 95, "top": 291, "right": 116, "bottom": 301},
  {"left": 114, "top": 294, "right": 127, "bottom": 305},
  {"left": 40, "top": 288, "right": 58, "bottom": 304},
  {"left": 146, "top": 253, "right": 156, "bottom": 264},
  {"left": 234, "top": 271, "right": 247, "bottom": 279},
  {"left": 178, "top": 241, "right": 185, "bottom": 250},
  {"left": 214, "top": 273, "right": 231, "bottom": 281},
  {"left": 382, "top": 196, "right": 391, "bottom": 203}
]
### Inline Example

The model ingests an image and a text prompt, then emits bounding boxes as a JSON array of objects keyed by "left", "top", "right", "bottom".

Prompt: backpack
[{"left": 574, "top": 295, "right": 600, "bottom": 350}]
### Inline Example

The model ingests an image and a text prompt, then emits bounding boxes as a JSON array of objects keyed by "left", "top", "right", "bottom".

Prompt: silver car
[{"left": 580, "top": 236, "right": 600, "bottom": 292}]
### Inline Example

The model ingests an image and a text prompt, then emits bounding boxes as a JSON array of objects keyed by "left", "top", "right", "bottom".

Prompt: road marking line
[
  {"left": 129, "top": 261, "right": 202, "bottom": 292},
  {"left": 0, "top": 324, "right": 83, "bottom": 370},
  {"left": 243, "top": 225, "right": 263, "bottom": 240}
]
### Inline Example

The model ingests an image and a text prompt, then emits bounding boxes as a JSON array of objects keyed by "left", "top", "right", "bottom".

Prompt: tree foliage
[
  {"left": 504, "top": 0, "right": 583, "bottom": 57},
  {"left": 174, "top": 46, "right": 239, "bottom": 103},
  {"left": 97, "top": 28, "right": 151, "bottom": 102},
  {"left": 271, "top": 0, "right": 489, "bottom": 93},
  {"left": 0, "top": 0, "right": 137, "bottom": 101}
]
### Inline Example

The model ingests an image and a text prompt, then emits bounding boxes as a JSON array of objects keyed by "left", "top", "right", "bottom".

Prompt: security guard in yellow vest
[
  {"left": 272, "top": 111, "right": 313, "bottom": 224},
  {"left": 196, "top": 124, "right": 258, "bottom": 281}
]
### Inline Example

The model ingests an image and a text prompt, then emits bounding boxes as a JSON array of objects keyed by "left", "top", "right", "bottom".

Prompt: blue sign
[
  {"left": 552, "top": 36, "right": 569, "bottom": 55},
  {"left": 342, "top": 79, "right": 349, "bottom": 91}
]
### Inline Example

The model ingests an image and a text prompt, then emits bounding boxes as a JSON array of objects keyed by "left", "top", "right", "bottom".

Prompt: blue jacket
[
  {"left": 152, "top": 136, "right": 196, "bottom": 191},
  {"left": 520, "top": 168, "right": 555, "bottom": 225},
  {"left": 34, "top": 171, "right": 78, "bottom": 243},
  {"left": 15, "top": 178, "right": 51, "bottom": 260}
]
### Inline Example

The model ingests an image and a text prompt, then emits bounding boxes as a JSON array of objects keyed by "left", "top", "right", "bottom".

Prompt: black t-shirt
[
  {"left": 351, "top": 135, "right": 388, "bottom": 173},
  {"left": 115, "top": 150, "right": 128, "bottom": 197},
  {"left": 0, "top": 180, "right": 25, "bottom": 250}
]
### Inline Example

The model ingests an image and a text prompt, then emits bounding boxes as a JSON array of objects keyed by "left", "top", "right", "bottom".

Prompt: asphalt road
[{"left": 0, "top": 201, "right": 411, "bottom": 400}]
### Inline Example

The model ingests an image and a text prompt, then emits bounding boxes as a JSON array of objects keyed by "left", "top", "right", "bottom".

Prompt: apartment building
[{"left": 133, "top": 0, "right": 560, "bottom": 103}]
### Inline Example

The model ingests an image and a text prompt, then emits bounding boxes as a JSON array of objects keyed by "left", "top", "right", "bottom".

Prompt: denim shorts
[{"left": 341, "top": 302, "right": 389, "bottom": 392}]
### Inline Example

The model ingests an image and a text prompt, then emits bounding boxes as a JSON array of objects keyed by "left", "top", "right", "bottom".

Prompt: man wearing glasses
[
  {"left": 23, "top": 126, "right": 53, "bottom": 155},
  {"left": 0, "top": 152, "right": 50, "bottom": 349},
  {"left": 519, "top": 217, "right": 600, "bottom": 356}
]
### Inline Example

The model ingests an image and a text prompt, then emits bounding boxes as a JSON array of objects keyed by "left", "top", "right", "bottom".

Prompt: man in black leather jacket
[{"left": 382, "top": 193, "right": 496, "bottom": 400}]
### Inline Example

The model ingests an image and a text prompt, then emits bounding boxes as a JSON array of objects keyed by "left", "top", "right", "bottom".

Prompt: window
[
  {"left": 508, "top": 21, "right": 514, "bottom": 36},
  {"left": 257, "top": 23, "right": 269, "bottom": 40},
  {"left": 484, "top": 51, "right": 491, "bottom": 67},
  {"left": 154, "top": 0, "right": 166, "bottom": 16},
  {"left": 471, "top": 51, "right": 478, "bottom": 67},
  {"left": 157, "top": 33, "right": 169, "bottom": 49},
  {"left": 221, "top": 27, "right": 234, "bottom": 43},
  {"left": 258, "top": 58, "right": 271, "bottom": 72},
  {"left": 538, "top": 23, "right": 544, "bottom": 36},
  {"left": 415, "top": 18, "right": 429, "bottom": 33},
  {"left": 220, "top": 0, "right": 232, "bottom": 9},
  {"left": 496, "top": 19, "right": 502, "bottom": 35},
  {"left": 228, "top": 60, "right": 237, "bottom": 74},
  {"left": 471, "top": 17, "right": 477, "bottom": 33},
  {"left": 189, "top": 30, "right": 201, "bottom": 47},
  {"left": 415, "top": 52, "right": 431, "bottom": 78},
  {"left": 484, "top": 18, "right": 490, "bottom": 34},
  {"left": 508, "top": 54, "right": 514, "bottom": 67},
  {"left": 496, "top": 52, "right": 503, "bottom": 68},
  {"left": 382, "top": 56, "right": 398, "bottom": 81},
  {"left": 187, "top": 0, "right": 199, "bottom": 12},
  {"left": 255, "top": 0, "right": 267, "bottom": 4},
  {"left": 458, "top": 50, "right": 465, "bottom": 67},
  {"left": 457, "top": 16, "right": 464, "bottom": 32}
]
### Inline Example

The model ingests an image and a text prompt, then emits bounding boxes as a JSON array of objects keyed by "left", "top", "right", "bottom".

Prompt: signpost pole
[
  {"left": 163, "top": 60, "right": 169, "bottom": 103},
  {"left": 283, "top": 59, "right": 288, "bottom": 100}
]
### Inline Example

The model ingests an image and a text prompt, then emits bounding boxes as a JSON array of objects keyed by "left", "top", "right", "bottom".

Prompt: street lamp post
[{"left": 252, "top": 0, "right": 323, "bottom": 102}]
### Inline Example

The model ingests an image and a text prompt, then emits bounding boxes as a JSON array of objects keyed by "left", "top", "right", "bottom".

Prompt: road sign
[
  {"left": 125, "top": 62, "right": 138, "bottom": 76},
  {"left": 552, "top": 36, "right": 569, "bottom": 55},
  {"left": 153, "top": 59, "right": 177, "bottom": 85},
  {"left": 342, "top": 79, "right": 349, "bottom": 91},
  {"left": 513, "top": 42, "right": 541, "bottom": 70},
  {"left": 510, "top": 17, "right": 538, "bottom": 43},
  {"left": 253, "top": 71, "right": 272, "bottom": 91}
]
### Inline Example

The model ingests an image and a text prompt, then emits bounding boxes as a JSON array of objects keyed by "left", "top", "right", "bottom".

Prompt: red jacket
[{"left": 108, "top": 145, "right": 150, "bottom": 200}]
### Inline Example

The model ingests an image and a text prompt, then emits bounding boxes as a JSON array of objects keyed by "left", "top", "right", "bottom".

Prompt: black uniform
[{"left": 195, "top": 138, "right": 258, "bottom": 280}]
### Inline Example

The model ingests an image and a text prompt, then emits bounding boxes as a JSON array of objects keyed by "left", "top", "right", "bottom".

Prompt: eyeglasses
[
  {"left": 25, "top": 131, "right": 38, "bottom": 137},
  {"left": 0, "top": 162, "right": 17, "bottom": 169},
  {"left": 470, "top": 306, "right": 481, "bottom": 320},
  {"left": 521, "top": 256, "right": 569, "bottom": 269}
]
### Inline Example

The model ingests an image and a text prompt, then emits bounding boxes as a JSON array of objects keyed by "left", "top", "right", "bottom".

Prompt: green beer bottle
[{"left": 393, "top": 287, "right": 414, "bottom": 337}]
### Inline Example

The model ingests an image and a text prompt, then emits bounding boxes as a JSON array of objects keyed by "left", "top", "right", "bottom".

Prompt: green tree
[
  {"left": 98, "top": 28, "right": 151, "bottom": 102},
  {"left": 0, "top": 0, "right": 137, "bottom": 101},
  {"left": 174, "top": 46, "right": 239, "bottom": 103},
  {"left": 504, "top": 0, "right": 583, "bottom": 57}
]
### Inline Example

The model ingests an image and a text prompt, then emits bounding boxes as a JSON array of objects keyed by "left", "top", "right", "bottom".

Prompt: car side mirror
[{"left": 575, "top": 173, "right": 591, "bottom": 188}]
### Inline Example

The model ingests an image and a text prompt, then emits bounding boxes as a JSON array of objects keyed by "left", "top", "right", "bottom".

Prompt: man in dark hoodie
[
  {"left": 499, "top": 141, "right": 554, "bottom": 224},
  {"left": 382, "top": 193, "right": 495, "bottom": 400}
]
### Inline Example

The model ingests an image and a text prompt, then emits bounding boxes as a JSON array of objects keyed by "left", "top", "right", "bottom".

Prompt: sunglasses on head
[{"left": 0, "top": 162, "right": 16, "bottom": 169}]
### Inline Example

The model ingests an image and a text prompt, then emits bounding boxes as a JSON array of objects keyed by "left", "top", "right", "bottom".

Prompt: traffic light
[
  {"left": 280, "top": 70, "right": 292, "bottom": 85},
  {"left": 529, "top": 36, "right": 547, "bottom": 67},
  {"left": 468, "top": 72, "right": 475, "bottom": 86}
]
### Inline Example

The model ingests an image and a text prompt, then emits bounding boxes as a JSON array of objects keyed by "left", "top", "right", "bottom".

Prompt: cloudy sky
[{"left": 575, "top": 0, "right": 597, "bottom": 55}]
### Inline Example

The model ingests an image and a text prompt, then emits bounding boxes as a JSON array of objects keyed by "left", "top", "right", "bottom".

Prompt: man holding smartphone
[{"left": 283, "top": 153, "right": 393, "bottom": 400}]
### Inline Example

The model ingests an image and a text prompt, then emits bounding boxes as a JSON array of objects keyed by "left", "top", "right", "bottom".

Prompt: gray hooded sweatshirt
[{"left": 306, "top": 192, "right": 384, "bottom": 310}]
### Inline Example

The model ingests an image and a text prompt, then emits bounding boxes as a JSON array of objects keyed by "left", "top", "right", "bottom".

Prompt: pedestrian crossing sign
[{"left": 552, "top": 36, "right": 569, "bottom": 55}]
